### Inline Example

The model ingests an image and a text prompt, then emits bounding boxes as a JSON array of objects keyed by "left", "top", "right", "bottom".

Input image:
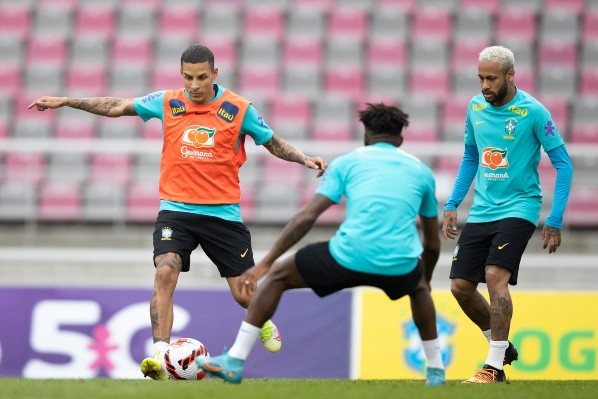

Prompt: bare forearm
[
  {"left": 263, "top": 211, "right": 317, "bottom": 264},
  {"left": 66, "top": 97, "right": 136, "bottom": 117},
  {"left": 263, "top": 135, "right": 309, "bottom": 164}
]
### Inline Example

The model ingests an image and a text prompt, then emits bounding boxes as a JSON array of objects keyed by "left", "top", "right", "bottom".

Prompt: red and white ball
[{"left": 164, "top": 338, "right": 210, "bottom": 380}]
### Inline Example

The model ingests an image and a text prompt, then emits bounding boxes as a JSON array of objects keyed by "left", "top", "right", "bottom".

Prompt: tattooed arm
[
  {"left": 28, "top": 96, "right": 137, "bottom": 117},
  {"left": 263, "top": 134, "right": 327, "bottom": 176}
]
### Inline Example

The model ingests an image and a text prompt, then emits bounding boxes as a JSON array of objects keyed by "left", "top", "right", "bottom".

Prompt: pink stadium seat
[
  {"left": 125, "top": 182, "right": 160, "bottom": 222},
  {"left": 238, "top": 66, "right": 281, "bottom": 98},
  {"left": 54, "top": 116, "right": 96, "bottom": 140},
  {"left": 324, "top": 67, "right": 364, "bottom": 100},
  {"left": 150, "top": 65, "right": 182, "bottom": 91},
  {"left": 37, "top": 181, "right": 82, "bottom": 222},
  {"left": 459, "top": 0, "right": 499, "bottom": 12},
  {"left": 327, "top": 7, "right": 368, "bottom": 41},
  {"left": 0, "top": 4, "right": 30, "bottom": 39},
  {"left": 268, "top": 94, "right": 311, "bottom": 140},
  {"left": 66, "top": 64, "right": 107, "bottom": 97},
  {"left": 514, "top": 67, "right": 536, "bottom": 95},
  {"left": 292, "top": 0, "right": 333, "bottom": 11},
  {"left": 111, "top": 37, "right": 152, "bottom": 67},
  {"left": 158, "top": 7, "right": 198, "bottom": 40},
  {"left": 74, "top": 5, "right": 115, "bottom": 40},
  {"left": 409, "top": 68, "right": 450, "bottom": 100},
  {"left": 282, "top": 37, "right": 323, "bottom": 69},
  {"left": 140, "top": 120, "right": 163, "bottom": 140},
  {"left": 566, "top": 187, "right": 598, "bottom": 227},
  {"left": 570, "top": 125, "right": 598, "bottom": 144},
  {"left": 243, "top": 7, "right": 284, "bottom": 40},
  {"left": 580, "top": 69, "right": 598, "bottom": 98},
  {"left": 366, "top": 40, "right": 407, "bottom": 70},
  {"left": 262, "top": 157, "right": 304, "bottom": 186},
  {"left": 538, "top": 97, "right": 570, "bottom": 138},
  {"left": 582, "top": 10, "right": 598, "bottom": 41},
  {"left": 375, "top": 0, "right": 415, "bottom": 12},
  {"left": 39, "top": 0, "right": 77, "bottom": 9},
  {"left": 206, "top": 37, "right": 238, "bottom": 70},
  {"left": 89, "top": 153, "right": 132, "bottom": 184},
  {"left": 441, "top": 96, "right": 469, "bottom": 141},
  {"left": 3, "top": 152, "right": 45, "bottom": 184},
  {"left": 0, "top": 65, "right": 21, "bottom": 96},
  {"left": 451, "top": 40, "right": 489, "bottom": 70},
  {"left": 545, "top": 0, "right": 584, "bottom": 14},
  {"left": 495, "top": 8, "right": 536, "bottom": 43},
  {"left": 537, "top": 42, "right": 577, "bottom": 71},
  {"left": 402, "top": 124, "right": 438, "bottom": 142},
  {"left": 26, "top": 36, "right": 68, "bottom": 67},
  {"left": 239, "top": 183, "right": 255, "bottom": 223},
  {"left": 411, "top": 8, "right": 452, "bottom": 42}
]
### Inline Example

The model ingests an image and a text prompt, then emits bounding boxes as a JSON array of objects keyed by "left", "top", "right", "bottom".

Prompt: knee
[
  {"left": 451, "top": 279, "right": 474, "bottom": 301},
  {"left": 485, "top": 266, "right": 510, "bottom": 288},
  {"left": 154, "top": 261, "right": 180, "bottom": 289}
]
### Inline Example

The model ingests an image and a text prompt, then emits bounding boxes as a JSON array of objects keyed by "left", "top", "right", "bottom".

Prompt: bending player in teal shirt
[
  {"left": 196, "top": 103, "right": 447, "bottom": 387},
  {"left": 441, "top": 45, "right": 574, "bottom": 384}
]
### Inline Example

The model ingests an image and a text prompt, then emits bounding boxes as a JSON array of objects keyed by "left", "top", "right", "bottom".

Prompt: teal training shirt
[
  {"left": 316, "top": 142, "right": 438, "bottom": 276},
  {"left": 464, "top": 88, "right": 565, "bottom": 225},
  {"left": 133, "top": 85, "right": 274, "bottom": 222}
]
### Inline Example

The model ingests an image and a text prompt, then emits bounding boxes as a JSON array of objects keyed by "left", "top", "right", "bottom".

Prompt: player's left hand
[
  {"left": 541, "top": 225, "right": 561, "bottom": 254},
  {"left": 305, "top": 156, "right": 327, "bottom": 178},
  {"left": 238, "top": 262, "right": 270, "bottom": 297}
]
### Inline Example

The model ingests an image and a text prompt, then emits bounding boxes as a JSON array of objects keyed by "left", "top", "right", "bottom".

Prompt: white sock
[
  {"left": 154, "top": 341, "right": 169, "bottom": 355},
  {"left": 485, "top": 340, "right": 508, "bottom": 370},
  {"left": 482, "top": 329, "right": 492, "bottom": 343},
  {"left": 227, "top": 321, "right": 261, "bottom": 360},
  {"left": 421, "top": 338, "right": 444, "bottom": 370}
]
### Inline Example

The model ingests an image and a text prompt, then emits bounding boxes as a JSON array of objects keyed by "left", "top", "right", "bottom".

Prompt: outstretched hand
[
  {"left": 541, "top": 225, "right": 561, "bottom": 254},
  {"left": 305, "top": 156, "right": 327, "bottom": 178},
  {"left": 441, "top": 210, "right": 458, "bottom": 240},
  {"left": 237, "top": 262, "right": 271, "bottom": 298},
  {"left": 28, "top": 96, "right": 66, "bottom": 111}
]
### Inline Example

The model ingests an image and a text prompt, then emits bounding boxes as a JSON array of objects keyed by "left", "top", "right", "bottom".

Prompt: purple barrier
[{"left": 0, "top": 287, "right": 350, "bottom": 379}]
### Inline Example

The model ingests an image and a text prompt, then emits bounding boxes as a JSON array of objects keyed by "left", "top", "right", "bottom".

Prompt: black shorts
[
  {"left": 449, "top": 217, "right": 536, "bottom": 285},
  {"left": 153, "top": 210, "right": 254, "bottom": 276},
  {"left": 295, "top": 242, "right": 422, "bottom": 300}
]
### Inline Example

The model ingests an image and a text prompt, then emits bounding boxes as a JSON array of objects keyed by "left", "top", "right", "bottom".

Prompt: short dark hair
[
  {"left": 358, "top": 103, "right": 409, "bottom": 136},
  {"left": 181, "top": 44, "right": 215, "bottom": 69}
]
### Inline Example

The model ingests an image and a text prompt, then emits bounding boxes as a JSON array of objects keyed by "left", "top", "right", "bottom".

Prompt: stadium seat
[
  {"left": 411, "top": 8, "right": 452, "bottom": 43},
  {"left": 66, "top": 63, "right": 107, "bottom": 97},
  {"left": 580, "top": 41, "right": 598, "bottom": 70},
  {"left": 205, "top": 37, "right": 238, "bottom": 71},
  {"left": 97, "top": 117, "right": 141, "bottom": 140},
  {"left": 538, "top": 10, "right": 580, "bottom": 45},
  {"left": 46, "top": 153, "right": 89, "bottom": 184},
  {"left": 0, "top": 93, "right": 12, "bottom": 138},
  {"left": 109, "top": 64, "right": 149, "bottom": 97},
  {"left": 89, "top": 153, "right": 133, "bottom": 184},
  {"left": 0, "top": 65, "right": 21, "bottom": 96},
  {"left": 82, "top": 182, "right": 126, "bottom": 222},
  {"left": 139, "top": 119, "right": 163, "bottom": 141},
  {"left": 367, "top": 66, "right": 407, "bottom": 99},
  {"left": 238, "top": 65, "right": 281, "bottom": 99},
  {"left": 253, "top": 182, "right": 302, "bottom": 224},
  {"left": 32, "top": 3, "right": 73, "bottom": 39},
  {"left": 582, "top": 9, "right": 598, "bottom": 41},
  {"left": 74, "top": 4, "right": 115, "bottom": 40},
  {"left": 375, "top": 0, "right": 415, "bottom": 12},
  {"left": 311, "top": 95, "right": 354, "bottom": 141},
  {"left": 111, "top": 36, "right": 153, "bottom": 68},
  {"left": 440, "top": 96, "right": 469, "bottom": 142},
  {"left": 327, "top": 7, "right": 368, "bottom": 41},
  {"left": 324, "top": 67, "right": 365, "bottom": 101},
  {"left": 325, "top": 37, "right": 364, "bottom": 70},
  {"left": 0, "top": 36, "right": 24, "bottom": 68},
  {"left": 366, "top": 39, "right": 407, "bottom": 70},
  {"left": 200, "top": 4, "right": 241, "bottom": 41},
  {"left": 369, "top": 6, "right": 409, "bottom": 42},
  {"left": 451, "top": 40, "right": 490, "bottom": 71},
  {"left": 410, "top": 39, "right": 449, "bottom": 72},
  {"left": 409, "top": 68, "right": 450, "bottom": 100},
  {"left": 157, "top": 7, "right": 198, "bottom": 41},
  {"left": 291, "top": 0, "right": 333, "bottom": 11},
  {"left": 70, "top": 36, "right": 110, "bottom": 68},
  {"left": 285, "top": 7, "right": 326, "bottom": 40},
  {"left": 150, "top": 65, "right": 182, "bottom": 91},
  {"left": 495, "top": 8, "right": 537, "bottom": 44},
  {"left": 23, "top": 63, "right": 64, "bottom": 94},
  {"left": 125, "top": 182, "right": 160, "bottom": 223},
  {"left": 282, "top": 65, "right": 322, "bottom": 99},
  {"left": 132, "top": 153, "right": 160, "bottom": 183},
  {"left": 37, "top": 181, "right": 82, "bottom": 222},
  {"left": 566, "top": 186, "right": 598, "bottom": 228},
  {"left": 244, "top": 0, "right": 291, "bottom": 10},
  {"left": 54, "top": 113, "right": 97, "bottom": 140},
  {"left": 537, "top": 42, "right": 577, "bottom": 71},
  {"left": 500, "top": 0, "right": 542, "bottom": 12},
  {"left": 13, "top": 94, "right": 56, "bottom": 139},
  {"left": 398, "top": 96, "right": 439, "bottom": 142},
  {"left": 26, "top": 35, "right": 68, "bottom": 68},
  {"left": 243, "top": 7, "right": 284, "bottom": 40},
  {"left": 262, "top": 156, "right": 304, "bottom": 186},
  {"left": 580, "top": 68, "right": 598, "bottom": 98},
  {"left": 0, "top": 182, "right": 38, "bottom": 221},
  {"left": 282, "top": 37, "right": 323, "bottom": 69},
  {"left": 537, "top": 96, "right": 570, "bottom": 140},
  {"left": 116, "top": 4, "right": 156, "bottom": 38},
  {"left": 3, "top": 152, "right": 45, "bottom": 184},
  {"left": 538, "top": 67, "right": 576, "bottom": 100},
  {"left": 514, "top": 66, "right": 537, "bottom": 95},
  {"left": 500, "top": 39, "right": 535, "bottom": 69},
  {"left": 418, "top": 0, "right": 457, "bottom": 11},
  {"left": 545, "top": 0, "right": 584, "bottom": 14},
  {"left": 240, "top": 37, "right": 280, "bottom": 69},
  {"left": 571, "top": 98, "right": 598, "bottom": 143},
  {"left": 239, "top": 182, "right": 255, "bottom": 223},
  {"left": 268, "top": 94, "right": 312, "bottom": 141},
  {"left": 0, "top": 4, "right": 31, "bottom": 40},
  {"left": 459, "top": 0, "right": 499, "bottom": 12},
  {"left": 454, "top": 9, "right": 493, "bottom": 44}
]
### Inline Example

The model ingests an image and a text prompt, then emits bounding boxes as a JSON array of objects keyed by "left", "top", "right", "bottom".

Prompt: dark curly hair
[
  {"left": 358, "top": 103, "right": 409, "bottom": 136},
  {"left": 181, "top": 44, "right": 215, "bottom": 69}
]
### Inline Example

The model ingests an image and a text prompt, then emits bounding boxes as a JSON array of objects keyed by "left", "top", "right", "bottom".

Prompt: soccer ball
[{"left": 164, "top": 338, "right": 210, "bottom": 380}]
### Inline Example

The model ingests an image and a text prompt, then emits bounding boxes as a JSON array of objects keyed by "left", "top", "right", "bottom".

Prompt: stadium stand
[{"left": 1, "top": 0, "right": 597, "bottom": 228}]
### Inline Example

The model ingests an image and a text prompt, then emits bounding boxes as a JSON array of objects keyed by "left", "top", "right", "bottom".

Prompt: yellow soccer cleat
[
  {"left": 140, "top": 352, "right": 169, "bottom": 380},
  {"left": 260, "top": 320, "right": 282, "bottom": 353},
  {"left": 463, "top": 365, "right": 506, "bottom": 384}
]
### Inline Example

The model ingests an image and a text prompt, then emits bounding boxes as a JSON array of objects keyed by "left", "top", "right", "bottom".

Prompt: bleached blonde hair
[{"left": 479, "top": 46, "right": 515, "bottom": 72}]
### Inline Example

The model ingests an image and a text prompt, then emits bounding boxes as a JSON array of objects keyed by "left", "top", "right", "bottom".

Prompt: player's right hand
[
  {"left": 28, "top": 96, "right": 66, "bottom": 111},
  {"left": 441, "top": 210, "right": 458, "bottom": 240}
]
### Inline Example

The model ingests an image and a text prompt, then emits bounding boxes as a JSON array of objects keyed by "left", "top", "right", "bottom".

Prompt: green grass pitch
[{"left": 1, "top": 379, "right": 597, "bottom": 399}]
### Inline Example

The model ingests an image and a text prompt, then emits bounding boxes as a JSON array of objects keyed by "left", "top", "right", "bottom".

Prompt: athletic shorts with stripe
[{"left": 153, "top": 210, "right": 254, "bottom": 276}]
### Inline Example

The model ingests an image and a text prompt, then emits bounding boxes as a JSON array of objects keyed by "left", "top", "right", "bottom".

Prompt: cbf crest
[
  {"left": 504, "top": 118, "right": 517, "bottom": 137},
  {"left": 161, "top": 227, "right": 173, "bottom": 241}
]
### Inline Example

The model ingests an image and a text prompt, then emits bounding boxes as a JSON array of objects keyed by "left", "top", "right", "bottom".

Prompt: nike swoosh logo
[
  {"left": 240, "top": 248, "right": 249, "bottom": 258},
  {"left": 475, "top": 121, "right": 484, "bottom": 125},
  {"left": 498, "top": 243, "right": 509, "bottom": 250}
]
